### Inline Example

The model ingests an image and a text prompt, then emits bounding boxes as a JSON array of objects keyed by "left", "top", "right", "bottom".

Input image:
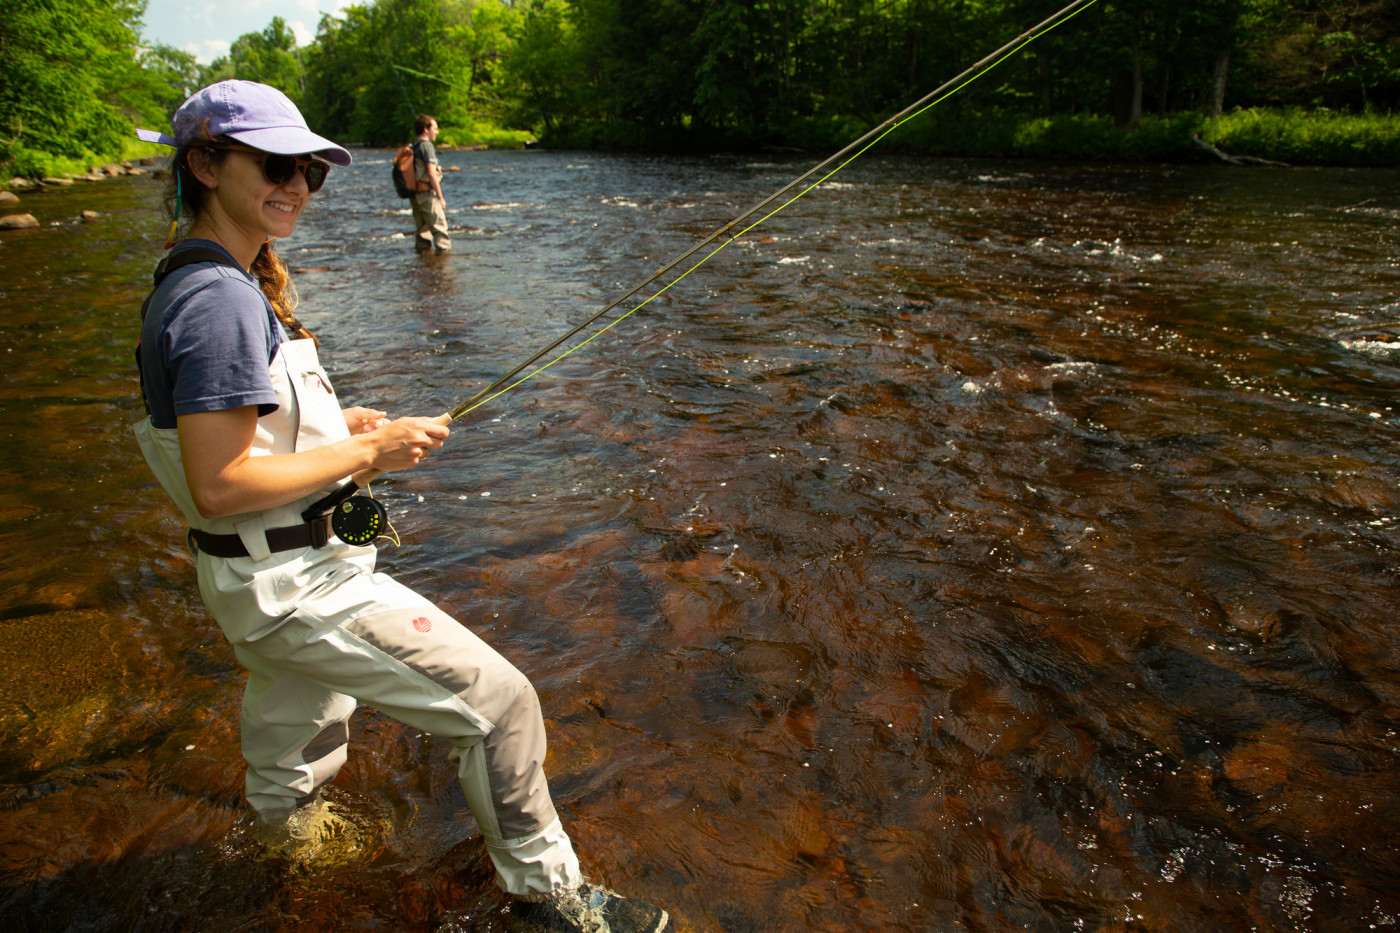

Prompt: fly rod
[{"left": 306, "top": 0, "right": 1103, "bottom": 520}]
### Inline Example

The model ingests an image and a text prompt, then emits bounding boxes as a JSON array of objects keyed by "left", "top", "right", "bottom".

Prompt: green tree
[
  {"left": 203, "top": 17, "right": 306, "bottom": 102},
  {"left": 0, "top": 0, "right": 166, "bottom": 176},
  {"left": 504, "top": 0, "right": 596, "bottom": 135},
  {"left": 301, "top": 0, "right": 530, "bottom": 145},
  {"left": 140, "top": 42, "right": 203, "bottom": 115}
]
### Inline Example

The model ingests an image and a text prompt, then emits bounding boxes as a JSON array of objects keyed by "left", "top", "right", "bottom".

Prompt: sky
[{"left": 140, "top": 1, "right": 354, "bottom": 64}]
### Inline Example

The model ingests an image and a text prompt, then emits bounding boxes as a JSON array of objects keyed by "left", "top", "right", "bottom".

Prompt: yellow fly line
[
  {"left": 447, "top": 0, "right": 1104, "bottom": 421},
  {"left": 307, "top": 0, "right": 1104, "bottom": 518},
  {"left": 453, "top": 0, "right": 1103, "bottom": 419}
]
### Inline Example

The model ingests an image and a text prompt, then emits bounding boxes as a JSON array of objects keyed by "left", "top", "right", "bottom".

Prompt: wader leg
[
  {"left": 341, "top": 603, "right": 578, "bottom": 896},
  {"left": 235, "top": 646, "right": 357, "bottom": 813},
  {"left": 428, "top": 198, "right": 451, "bottom": 252},
  {"left": 221, "top": 573, "right": 580, "bottom": 897},
  {"left": 410, "top": 190, "right": 450, "bottom": 252},
  {"left": 411, "top": 192, "right": 436, "bottom": 251}
]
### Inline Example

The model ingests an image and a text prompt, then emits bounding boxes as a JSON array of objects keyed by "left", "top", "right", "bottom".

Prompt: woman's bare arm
[{"left": 178, "top": 406, "right": 448, "bottom": 519}]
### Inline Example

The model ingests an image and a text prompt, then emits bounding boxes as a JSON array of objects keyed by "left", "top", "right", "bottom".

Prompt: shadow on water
[{"left": 2, "top": 151, "right": 1400, "bottom": 931}]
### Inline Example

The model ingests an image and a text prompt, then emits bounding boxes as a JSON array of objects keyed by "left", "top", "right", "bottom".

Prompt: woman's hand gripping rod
[
  {"left": 299, "top": 293, "right": 645, "bottom": 525},
  {"left": 301, "top": 411, "right": 453, "bottom": 522}
]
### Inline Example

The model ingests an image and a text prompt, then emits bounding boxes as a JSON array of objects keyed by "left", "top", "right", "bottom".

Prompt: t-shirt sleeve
[{"left": 163, "top": 274, "right": 280, "bottom": 418}]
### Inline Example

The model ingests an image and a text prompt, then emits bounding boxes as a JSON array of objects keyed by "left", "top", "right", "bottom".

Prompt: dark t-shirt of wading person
[
  {"left": 140, "top": 239, "right": 282, "bottom": 430},
  {"left": 412, "top": 138, "right": 437, "bottom": 193}
]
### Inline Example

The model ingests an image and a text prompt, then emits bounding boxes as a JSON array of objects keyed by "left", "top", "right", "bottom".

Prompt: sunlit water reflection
[{"left": 2, "top": 150, "right": 1399, "bottom": 932}]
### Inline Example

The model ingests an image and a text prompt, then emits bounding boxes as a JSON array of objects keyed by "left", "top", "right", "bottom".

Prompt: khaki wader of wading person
[{"left": 133, "top": 80, "right": 667, "bottom": 933}]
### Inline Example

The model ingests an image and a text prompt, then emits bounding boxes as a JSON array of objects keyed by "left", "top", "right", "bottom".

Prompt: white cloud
[
  {"left": 185, "top": 38, "right": 230, "bottom": 64},
  {"left": 144, "top": 0, "right": 355, "bottom": 63},
  {"left": 288, "top": 20, "right": 315, "bottom": 47}
]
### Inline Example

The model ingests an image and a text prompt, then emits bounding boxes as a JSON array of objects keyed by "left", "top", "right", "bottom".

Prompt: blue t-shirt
[{"left": 140, "top": 239, "right": 283, "bottom": 430}]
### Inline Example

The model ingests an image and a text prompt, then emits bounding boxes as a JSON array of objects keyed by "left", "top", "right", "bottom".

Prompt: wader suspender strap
[
  {"left": 135, "top": 247, "right": 241, "bottom": 416},
  {"left": 133, "top": 248, "right": 337, "bottom": 558}
]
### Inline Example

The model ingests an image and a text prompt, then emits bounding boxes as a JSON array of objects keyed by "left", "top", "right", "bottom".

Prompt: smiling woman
[{"left": 129, "top": 79, "right": 669, "bottom": 933}]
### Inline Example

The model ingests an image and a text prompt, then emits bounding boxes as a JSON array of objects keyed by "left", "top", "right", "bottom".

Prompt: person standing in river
[
  {"left": 132, "top": 80, "right": 667, "bottom": 933},
  {"left": 410, "top": 113, "right": 451, "bottom": 252}
]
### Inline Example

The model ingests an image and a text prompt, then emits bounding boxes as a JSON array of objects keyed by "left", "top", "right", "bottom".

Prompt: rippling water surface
[{"left": 2, "top": 150, "right": 1399, "bottom": 932}]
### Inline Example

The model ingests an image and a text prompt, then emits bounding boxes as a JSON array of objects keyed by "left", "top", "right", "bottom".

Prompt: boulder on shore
[
  {"left": 0, "top": 213, "right": 41, "bottom": 230},
  {"left": 8, "top": 177, "right": 40, "bottom": 190}
]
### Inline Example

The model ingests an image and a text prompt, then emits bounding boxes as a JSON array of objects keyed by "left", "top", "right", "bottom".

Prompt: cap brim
[
  {"left": 136, "top": 128, "right": 178, "bottom": 147},
  {"left": 228, "top": 127, "right": 353, "bottom": 166}
]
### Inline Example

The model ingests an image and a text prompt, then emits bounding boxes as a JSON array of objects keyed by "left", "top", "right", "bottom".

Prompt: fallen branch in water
[{"left": 1191, "top": 134, "right": 1290, "bottom": 166}]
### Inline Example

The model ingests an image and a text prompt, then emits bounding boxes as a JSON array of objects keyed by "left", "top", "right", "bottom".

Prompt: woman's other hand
[{"left": 343, "top": 406, "right": 388, "bottom": 435}]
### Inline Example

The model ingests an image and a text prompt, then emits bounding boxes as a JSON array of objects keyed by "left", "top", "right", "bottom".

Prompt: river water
[{"left": 2, "top": 150, "right": 1399, "bottom": 932}]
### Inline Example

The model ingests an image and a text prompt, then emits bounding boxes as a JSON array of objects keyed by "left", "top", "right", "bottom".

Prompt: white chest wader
[{"left": 133, "top": 335, "right": 579, "bottom": 897}]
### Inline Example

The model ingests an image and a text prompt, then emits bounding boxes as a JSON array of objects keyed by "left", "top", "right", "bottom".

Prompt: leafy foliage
[
  {"left": 0, "top": 0, "right": 166, "bottom": 176},
  {"left": 202, "top": 18, "right": 306, "bottom": 102},
  {"left": 1, "top": 0, "right": 1396, "bottom": 180}
]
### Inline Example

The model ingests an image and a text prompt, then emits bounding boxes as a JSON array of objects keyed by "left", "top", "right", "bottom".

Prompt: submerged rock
[{"left": 0, "top": 213, "right": 40, "bottom": 230}]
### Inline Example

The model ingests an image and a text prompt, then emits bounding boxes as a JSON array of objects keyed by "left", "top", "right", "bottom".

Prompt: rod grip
[{"left": 349, "top": 411, "right": 452, "bottom": 487}]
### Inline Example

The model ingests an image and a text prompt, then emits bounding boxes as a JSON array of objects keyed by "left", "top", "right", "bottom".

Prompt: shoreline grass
[{"left": 536, "top": 107, "right": 1400, "bottom": 167}]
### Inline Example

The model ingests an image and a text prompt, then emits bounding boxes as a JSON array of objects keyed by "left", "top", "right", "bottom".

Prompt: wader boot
[{"left": 508, "top": 881, "right": 669, "bottom": 933}]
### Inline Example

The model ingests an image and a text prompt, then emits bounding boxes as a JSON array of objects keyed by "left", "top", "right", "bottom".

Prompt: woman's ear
[{"left": 185, "top": 148, "right": 219, "bottom": 189}]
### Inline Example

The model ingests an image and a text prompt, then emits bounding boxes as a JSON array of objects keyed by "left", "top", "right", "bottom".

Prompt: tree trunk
[
  {"left": 1127, "top": 37, "right": 1143, "bottom": 131},
  {"left": 1038, "top": 50, "right": 1053, "bottom": 114},
  {"left": 1204, "top": 47, "right": 1230, "bottom": 117}
]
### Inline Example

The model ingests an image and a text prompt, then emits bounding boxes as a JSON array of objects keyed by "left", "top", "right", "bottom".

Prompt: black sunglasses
[{"left": 210, "top": 144, "right": 331, "bottom": 193}]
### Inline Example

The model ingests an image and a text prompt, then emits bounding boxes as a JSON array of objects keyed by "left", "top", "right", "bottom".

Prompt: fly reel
[{"left": 332, "top": 495, "right": 388, "bottom": 545}]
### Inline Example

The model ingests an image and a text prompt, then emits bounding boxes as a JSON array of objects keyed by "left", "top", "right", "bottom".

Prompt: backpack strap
[
  {"left": 135, "top": 247, "right": 243, "bottom": 416},
  {"left": 410, "top": 139, "right": 433, "bottom": 191}
]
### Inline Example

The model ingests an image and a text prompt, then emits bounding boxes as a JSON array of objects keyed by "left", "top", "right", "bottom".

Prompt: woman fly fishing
[{"left": 132, "top": 80, "right": 667, "bottom": 933}]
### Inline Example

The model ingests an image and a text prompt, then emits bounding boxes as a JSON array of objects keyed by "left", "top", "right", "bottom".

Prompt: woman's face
[{"left": 197, "top": 147, "right": 312, "bottom": 245}]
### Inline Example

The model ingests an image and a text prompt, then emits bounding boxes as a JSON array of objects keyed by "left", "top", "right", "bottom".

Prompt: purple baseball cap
[{"left": 136, "top": 80, "right": 352, "bottom": 166}]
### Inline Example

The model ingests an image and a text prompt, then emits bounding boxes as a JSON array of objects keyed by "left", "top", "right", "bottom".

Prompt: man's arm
[{"left": 429, "top": 155, "right": 445, "bottom": 204}]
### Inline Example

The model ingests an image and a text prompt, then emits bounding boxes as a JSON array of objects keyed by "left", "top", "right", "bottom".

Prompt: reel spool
[{"left": 332, "top": 495, "right": 388, "bottom": 545}]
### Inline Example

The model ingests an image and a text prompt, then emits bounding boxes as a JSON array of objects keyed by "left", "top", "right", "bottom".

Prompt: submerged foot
[
  {"left": 508, "top": 881, "right": 669, "bottom": 933},
  {"left": 249, "top": 797, "right": 370, "bottom": 868}
]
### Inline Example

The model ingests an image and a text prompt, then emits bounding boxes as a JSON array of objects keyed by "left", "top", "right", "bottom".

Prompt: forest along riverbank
[{"left": 1, "top": 152, "right": 1399, "bottom": 932}]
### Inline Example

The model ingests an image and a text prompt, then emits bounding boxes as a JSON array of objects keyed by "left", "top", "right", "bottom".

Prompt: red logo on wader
[{"left": 412, "top": 617, "right": 432, "bottom": 633}]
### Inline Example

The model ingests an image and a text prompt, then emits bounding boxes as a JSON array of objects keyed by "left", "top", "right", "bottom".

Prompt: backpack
[{"left": 392, "top": 143, "right": 430, "bottom": 198}]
